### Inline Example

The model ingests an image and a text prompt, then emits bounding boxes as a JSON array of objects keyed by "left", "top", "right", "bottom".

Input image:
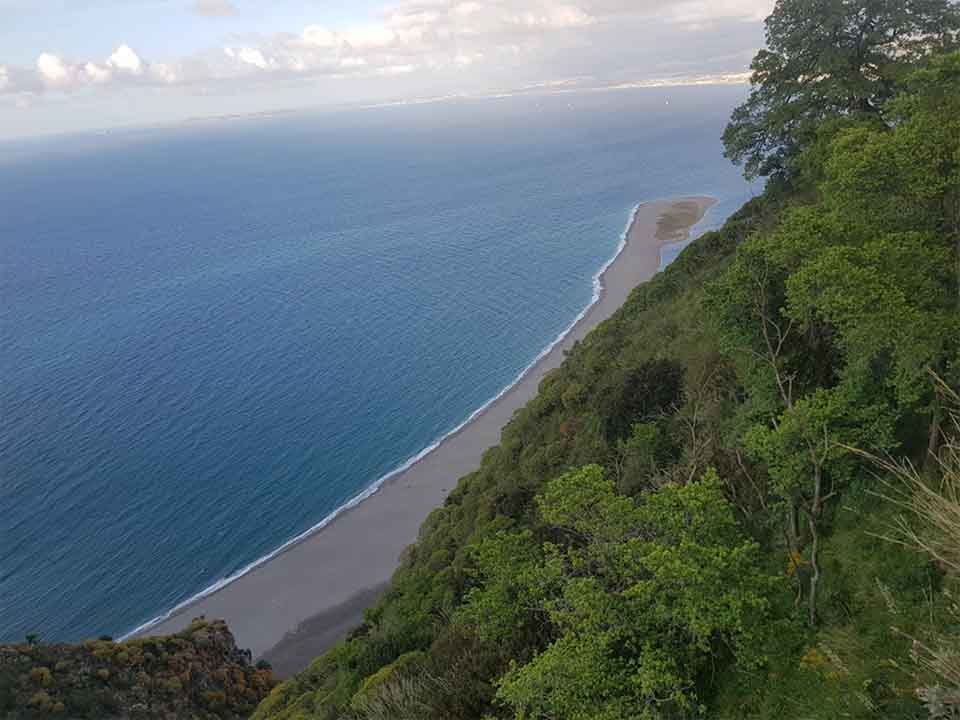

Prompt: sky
[{"left": 0, "top": 0, "right": 774, "bottom": 139}]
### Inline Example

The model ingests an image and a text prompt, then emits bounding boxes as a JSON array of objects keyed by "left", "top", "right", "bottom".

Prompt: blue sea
[{"left": 0, "top": 85, "right": 758, "bottom": 643}]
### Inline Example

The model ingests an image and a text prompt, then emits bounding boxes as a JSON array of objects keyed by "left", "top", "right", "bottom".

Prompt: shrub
[
  {"left": 29, "top": 690, "right": 52, "bottom": 710},
  {"left": 30, "top": 666, "right": 53, "bottom": 687}
]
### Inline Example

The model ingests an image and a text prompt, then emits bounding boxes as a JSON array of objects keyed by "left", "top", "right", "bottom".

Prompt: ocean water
[{"left": 0, "top": 85, "right": 757, "bottom": 643}]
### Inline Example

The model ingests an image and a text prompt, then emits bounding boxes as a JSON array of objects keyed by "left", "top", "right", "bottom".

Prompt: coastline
[{"left": 133, "top": 196, "right": 716, "bottom": 672}]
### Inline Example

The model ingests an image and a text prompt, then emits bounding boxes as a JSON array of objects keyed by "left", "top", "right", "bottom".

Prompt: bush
[
  {"left": 29, "top": 690, "right": 52, "bottom": 710},
  {"left": 30, "top": 666, "right": 53, "bottom": 687}
]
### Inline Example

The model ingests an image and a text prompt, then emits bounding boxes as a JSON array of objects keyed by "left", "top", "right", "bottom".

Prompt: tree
[
  {"left": 817, "top": 56, "right": 960, "bottom": 242},
  {"left": 459, "top": 466, "right": 774, "bottom": 720},
  {"left": 705, "top": 207, "right": 850, "bottom": 418},
  {"left": 724, "top": 0, "right": 960, "bottom": 179},
  {"left": 613, "top": 422, "right": 667, "bottom": 493},
  {"left": 798, "top": 55, "right": 960, "bottom": 455},
  {"left": 786, "top": 232, "right": 955, "bottom": 408},
  {"left": 896, "top": 53, "right": 960, "bottom": 307},
  {"left": 592, "top": 359, "right": 685, "bottom": 443},
  {"left": 746, "top": 383, "right": 896, "bottom": 624},
  {"left": 704, "top": 210, "right": 849, "bottom": 557}
]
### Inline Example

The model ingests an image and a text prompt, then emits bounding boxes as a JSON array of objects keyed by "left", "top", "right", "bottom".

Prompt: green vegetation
[
  {"left": 253, "top": 1, "right": 960, "bottom": 716},
  {"left": 862, "top": 383, "right": 960, "bottom": 718},
  {"left": 8, "top": 1, "right": 958, "bottom": 717},
  {"left": 460, "top": 466, "right": 775, "bottom": 720},
  {"left": 723, "top": 0, "right": 959, "bottom": 179},
  {"left": 251, "top": 189, "right": 779, "bottom": 720},
  {"left": 0, "top": 619, "right": 275, "bottom": 719}
]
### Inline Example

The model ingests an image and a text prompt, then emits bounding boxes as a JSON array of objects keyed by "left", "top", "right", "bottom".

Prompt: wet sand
[{"left": 140, "top": 196, "right": 716, "bottom": 675}]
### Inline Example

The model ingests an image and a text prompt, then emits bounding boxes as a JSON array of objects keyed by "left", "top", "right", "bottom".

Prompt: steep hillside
[
  {"left": 0, "top": 619, "right": 274, "bottom": 719},
  {"left": 253, "top": 41, "right": 960, "bottom": 720}
]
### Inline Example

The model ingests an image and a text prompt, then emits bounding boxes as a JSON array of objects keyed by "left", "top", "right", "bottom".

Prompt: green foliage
[
  {"left": 461, "top": 467, "right": 774, "bottom": 720},
  {"left": 349, "top": 651, "right": 425, "bottom": 712},
  {"left": 615, "top": 422, "right": 666, "bottom": 490},
  {"left": 714, "top": 495, "right": 947, "bottom": 719},
  {"left": 723, "top": 0, "right": 960, "bottom": 179},
  {"left": 746, "top": 383, "right": 897, "bottom": 501},
  {"left": 0, "top": 619, "right": 274, "bottom": 719},
  {"left": 786, "top": 231, "right": 956, "bottom": 405},
  {"left": 457, "top": 529, "right": 558, "bottom": 646}
]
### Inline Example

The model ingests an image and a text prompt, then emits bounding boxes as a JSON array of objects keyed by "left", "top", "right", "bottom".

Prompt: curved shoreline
[
  {"left": 132, "top": 196, "right": 716, "bottom": 666},
  {"left": 119, "top": 206, "right": 644, "bottom": 644}
]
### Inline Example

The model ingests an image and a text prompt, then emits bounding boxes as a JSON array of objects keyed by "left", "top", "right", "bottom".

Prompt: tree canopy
[
  {"left": 460, "top": 466, "right": 774, "bottom": 720},
  {"left": 723, "top": 0, "right": 960, "bottom": 179}
]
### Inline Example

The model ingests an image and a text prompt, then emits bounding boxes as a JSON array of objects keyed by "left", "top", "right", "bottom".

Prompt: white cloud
[
  {"left": 27, "top": 44, "right": 154, "bottom": 93},
  {"left": 225, "top": 46, "right": 270, "bottom": 70},
  {"left": 3, "top": 0, "right": 770, "bottom": 101},
  {"left": 220, "top": 0, "right": 600, "bottom": 80},
  {"left": 454, "top": 51, "right": 482, "bottom": 66},
  {"left": 193, "top": 0, "right": 238, "bottom": 17},
  {"left": 37, "top": 53, "right": 71, "bottom": 85},
  {"left": 84, "top": 62, "right": 113, "bottom": 84},
  {"left": 663, "top": 0, "right": 773, "bottom": 27},
  {"left": 343, "top": 26, "right": 397, "bottom": 49},
  {"left": 382, "top": 0, "right": 594, "bottom": 40},
  {"left": 452, "top": 2, "right": 482, "bottom": 18},
  {"left": 302, "top": 25, "right": 339, "bottom": 48},
  {"left": 377, "top": 63, "right": 416, "bottom": 76},
  {"left": 510, "top": 6, "right": 594, "bottom": 28},
  {"left": 150, "top": 62, "right": 179, "bottom": 84},
  {"left": 107, "top": 44, "right": 144, "bottom": 75}
]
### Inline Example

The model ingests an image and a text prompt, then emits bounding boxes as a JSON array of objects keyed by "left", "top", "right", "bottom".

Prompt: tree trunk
[
  {"left": 787, "top": 500, "right": 800, "bottom": 554},
  {"left": 807, "top": 513, "right": 821, "bottom": 627},
  {"left": 807, "top": 464, "right": 824, "bottom": 627},
  {"left": 785, "top": 500, "right": 803, "bottom": 607}
]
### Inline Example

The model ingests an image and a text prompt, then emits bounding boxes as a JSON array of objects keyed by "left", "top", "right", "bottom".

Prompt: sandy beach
[{"left": 139, "top": 196, "right": 716, "bottom": 675}]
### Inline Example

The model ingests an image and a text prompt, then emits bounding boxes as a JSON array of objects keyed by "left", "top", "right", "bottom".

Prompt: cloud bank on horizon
[
  {"left": 1, "top": 0, "right": 771, "bottom": 94},
  {"left": 0, "top": 0, "right": 773, "bottom": 135}
]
